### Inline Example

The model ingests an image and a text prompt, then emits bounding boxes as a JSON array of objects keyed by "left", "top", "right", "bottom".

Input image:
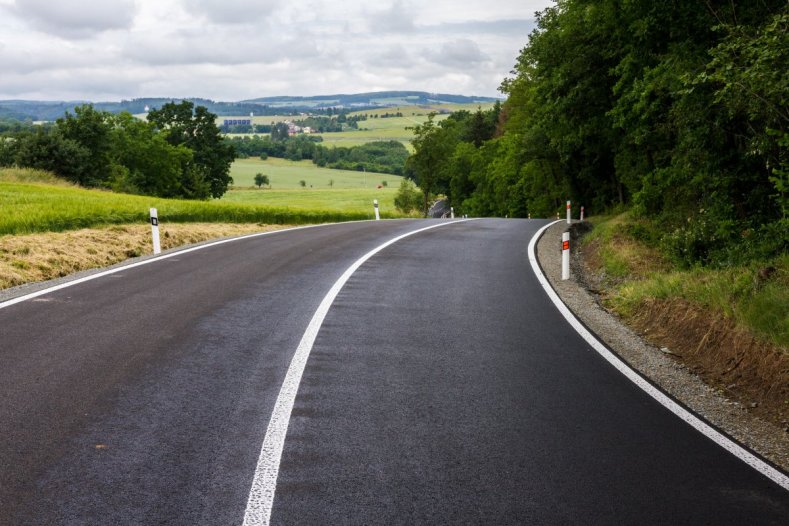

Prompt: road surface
[{"left": 1, "top": 219, "right": 787, "bottom": 525}]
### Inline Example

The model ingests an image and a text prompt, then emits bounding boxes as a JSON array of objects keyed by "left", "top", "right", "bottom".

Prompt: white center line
[{"left": 241, "top": 219, "right": 470, "bottom": 526}]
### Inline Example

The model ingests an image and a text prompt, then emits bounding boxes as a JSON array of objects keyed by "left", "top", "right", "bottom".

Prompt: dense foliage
[
  {"left": 0, "top": 102, "right": 235, "bottom": 199},
  {"left": 408, "top": 1, "right": 788, "bottom": 265}
]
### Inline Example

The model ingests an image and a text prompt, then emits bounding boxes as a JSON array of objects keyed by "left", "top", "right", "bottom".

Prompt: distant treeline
[
  {"left": 407, "top": 1, "right": 788, "bottom": 266},
  {"left": 0, "top": 102, "right": 235, "bottom": 199},
  {"left": 228, "top": 135, "right": 409, "bottom": 176},
  {"left": 220, "top": 114, "right": 367, "bottom": 134}
]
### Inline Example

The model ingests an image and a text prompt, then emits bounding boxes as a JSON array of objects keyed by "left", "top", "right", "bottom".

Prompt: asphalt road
[{"left": 1, "top": 219, "right": 787, "bottom": 525}]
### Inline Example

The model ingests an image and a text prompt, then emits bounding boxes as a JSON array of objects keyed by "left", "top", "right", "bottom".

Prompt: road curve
[{"left": 1, "top": 219, "right": 787, "bottom": 525}]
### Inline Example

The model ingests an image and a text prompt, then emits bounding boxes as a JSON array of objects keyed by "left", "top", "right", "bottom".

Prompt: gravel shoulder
[{"left": 536, "top": 220, "right": 789, "bottom": 473}]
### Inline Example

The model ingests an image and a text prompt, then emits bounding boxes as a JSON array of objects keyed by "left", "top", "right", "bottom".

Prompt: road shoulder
[{"left": 536, "top": 220, "right": 789, "bottom": 472}]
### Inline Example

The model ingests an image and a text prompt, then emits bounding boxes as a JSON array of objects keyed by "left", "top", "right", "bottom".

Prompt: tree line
[
  {"left": 228, "top": 135, "right": 409, "bottom": 176},
  {"left": 406, "top": 0, "right": 787, "bottom": 266},
  {"left": 0, "top": 102, "right": 235, "bottom": 199}
]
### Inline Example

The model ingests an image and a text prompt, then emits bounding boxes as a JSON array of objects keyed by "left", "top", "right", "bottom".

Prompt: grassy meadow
[
  {"left": 226, "top": 158, "right": 405, "bottom": 214},
  {"left": 0, "top": 167, "right": 401, "bottom": 236}
]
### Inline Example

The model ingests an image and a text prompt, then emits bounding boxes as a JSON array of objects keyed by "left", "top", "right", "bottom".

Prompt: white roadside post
[
  {"left": 580, "top": 206, "right": 585, "bottom": 222},
  {"left": 561, "top": 231, "right": 570, "bottom": 280},
  {"left": 373, "top": 199, "right": 380, "bottom": 221},
  {"left": 450, "top": 207, "right": 455, "bottom": 219},
  {"left": 566, "top": 200, "right": 572, "bottom": 224},
  {"left": 150, "top": 207, "right": 161, "bottom": 255}
]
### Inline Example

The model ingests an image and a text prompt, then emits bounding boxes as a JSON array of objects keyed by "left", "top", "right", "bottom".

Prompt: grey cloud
[
  {"left": 123, "top": 26, "right": 320, "bottom": 67},
  {"left": 7, "top": 0, "right": 136, "bottom": 38},
  {"left": 369, "top": 0, "right": 415, "bottom": 34},
  {"left": 374, "top": 44, "right": 412, "bottom": 67},
  {"left": 425, "top": 39, "right": 490, "bottom": 68},
  {"left": 185, "top": 0, "right": 279, "bottom": 24}
]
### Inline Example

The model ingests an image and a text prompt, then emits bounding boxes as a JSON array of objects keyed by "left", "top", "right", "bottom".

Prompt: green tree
[
  {"left": 56, "top": 104, "right": 114, "bottom": 187},
  {"left": 407, "top": 114, "right": 456, "bottom": 215},
  {"left": 299, "top": 179, "right": 306, "bottom": 188},
  {"left": 147, "top": 101, "right": 236, "bottom": 198},
  {"left": 109, "top": 112, "right": 193, "bottom": 197},
  {"left": 394, "top": 179, "right": 423, "bottom": 214},
  {"left": 254, "top": 173, "right": 270, "bottom": 188},
  {"left": 13, "top": 128, "right": 90, "bottom": 183}
]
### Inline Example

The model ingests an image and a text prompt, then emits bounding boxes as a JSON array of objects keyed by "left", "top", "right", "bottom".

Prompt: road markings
[
  {"left": 242, "top": 219, "right": 470, "bottom": 526},
  {"left": 527, "top": 221, "right": 789, "bottom": 491}
]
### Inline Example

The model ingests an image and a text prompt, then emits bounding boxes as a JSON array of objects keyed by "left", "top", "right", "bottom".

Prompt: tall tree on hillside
[
  {"left": 57, "top": 105, "right": 114, "bottom": 187},
  {"left": 407, "top": 114, "right": 456, "bottom": 216},
  {"left": 147, "top": 101, "right": 235, "bottom": 198}
]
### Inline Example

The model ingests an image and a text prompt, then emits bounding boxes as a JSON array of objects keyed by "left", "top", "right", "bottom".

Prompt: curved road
[{"left": 1, "top": 219, "right": 787, "bottom": 524}]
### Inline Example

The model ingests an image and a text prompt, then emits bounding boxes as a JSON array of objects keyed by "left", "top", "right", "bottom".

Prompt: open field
[
  {"left": 0, "top": 168, "right": 384, "bottom": 236},
  {"left": 226, "top": 158, "right": 405, "bottom": 214},
  {"left": 229, "top": 158, "right": 399, "bottom": 189}
]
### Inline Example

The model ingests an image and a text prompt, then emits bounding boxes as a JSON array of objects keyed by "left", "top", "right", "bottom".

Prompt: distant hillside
[
  {"left": 242, "top": 91, "right": 501, "bottom": 108},
  {"left": 0, "top": 92, "right": 502, "bottom": 121}
]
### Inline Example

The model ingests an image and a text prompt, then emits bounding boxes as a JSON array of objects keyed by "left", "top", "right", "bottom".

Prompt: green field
[
  {"left": 229, "top": 158, "right": 399, "bottom": 189},
  {"left": 225, "top": 158, "right": 405, "bottom": 214},
  {"left": 0, "top": 168, "right": 399, "bottom": 236}
]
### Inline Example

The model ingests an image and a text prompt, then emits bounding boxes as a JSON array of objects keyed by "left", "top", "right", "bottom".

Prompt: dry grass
[
  {"left": 628, "top": 298, "right": 788, "bottom": 426},
  {"left": 0, "top": 223, "right": 292, "bottom": 290}
]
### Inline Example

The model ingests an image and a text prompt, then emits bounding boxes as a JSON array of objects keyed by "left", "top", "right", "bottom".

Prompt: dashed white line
[
  {"left": 241, "top": 219, "right": 470, "bottom": 526},
  {"left": 527, "top": 221, "right": 789, "bottom": 491}
]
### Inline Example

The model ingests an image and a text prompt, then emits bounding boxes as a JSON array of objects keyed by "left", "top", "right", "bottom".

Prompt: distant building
[{"left": 223, "top": 119, "right": 252, "bottom": 126}]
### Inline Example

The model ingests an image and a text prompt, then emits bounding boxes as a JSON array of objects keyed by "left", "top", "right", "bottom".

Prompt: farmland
[{"left": 219, "top": 101, "right": 497, "bottom": 148}]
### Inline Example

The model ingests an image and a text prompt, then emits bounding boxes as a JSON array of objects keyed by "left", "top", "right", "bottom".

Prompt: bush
[{"left": 394, "top": 179, "right": 423, "bottom": 213}]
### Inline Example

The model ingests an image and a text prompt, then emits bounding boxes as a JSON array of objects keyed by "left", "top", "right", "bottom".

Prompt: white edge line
[
  {"left": 242, "top": 219, "right": 472, "bottom": 526},
  {"left": 0, "top": 220, "right": 404, "bottom": 311},
  {"left": 527, "top": 220, "right": 789, "bottom": 491}
]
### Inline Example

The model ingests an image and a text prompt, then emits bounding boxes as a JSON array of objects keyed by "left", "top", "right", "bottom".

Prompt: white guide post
[
  {"left": 373, "top": 199, "right": 380, "bottom": 221},
  {"left": 580, "top": 206, "right": 585, "bottom": 222},
  {"left": 561, "top": 231, "right": 570, "bottom": 280},
  {"left": 450, "top": 207, "right": 455, "bottom": 219},
  {"left": 150, "top": 207, "right": 161, "bottom": 255},
  {"left": 566, "top": 200, "right": 572, "bottom": 224}
]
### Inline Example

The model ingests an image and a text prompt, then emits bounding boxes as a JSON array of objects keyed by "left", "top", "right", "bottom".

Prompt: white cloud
[
  {"left": 368, "top": 0, "right": 415, "bottom": 34},
  {"left": 185, "top": 0, "right": 280, "bottom": 24},
  {"left": 0, "top": 0, "right": 554, "bottom": 100}
]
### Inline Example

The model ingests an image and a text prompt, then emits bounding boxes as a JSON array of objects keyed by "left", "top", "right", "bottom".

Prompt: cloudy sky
[{"left": 0, "top": 0, "right": 553, "bottom": 101}]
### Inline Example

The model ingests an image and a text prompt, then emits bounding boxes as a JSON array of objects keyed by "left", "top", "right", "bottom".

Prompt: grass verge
[
  {"left": 579, "top": 213, "right": 788, "bottom": 427},
  {"left": 0, "top": 223, "right": 288, "bottom": 290}
]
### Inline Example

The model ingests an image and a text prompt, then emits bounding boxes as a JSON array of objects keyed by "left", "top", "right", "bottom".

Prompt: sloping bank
[{"left": 535, "top": 220, "right": 789, "bottom": 472}]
